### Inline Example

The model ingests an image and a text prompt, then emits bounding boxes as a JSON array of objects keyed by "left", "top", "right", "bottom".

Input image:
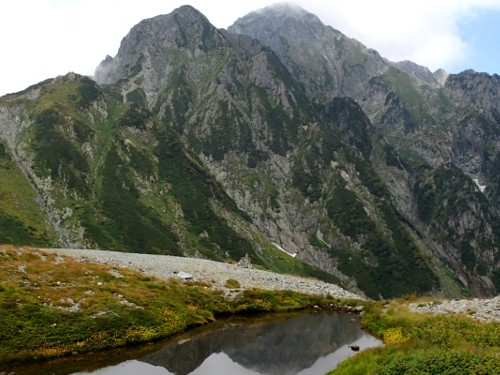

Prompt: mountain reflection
[{"left": 141, "top": 312, "right": 375, "bottom": 375}]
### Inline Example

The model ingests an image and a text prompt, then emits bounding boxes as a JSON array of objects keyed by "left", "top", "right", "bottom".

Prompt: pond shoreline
[
  {"left": 4, "top": 310, "right": 377, "bottom": 375},
  {"left": 1, "top": 246, "right": 365, "bottom": 369}
]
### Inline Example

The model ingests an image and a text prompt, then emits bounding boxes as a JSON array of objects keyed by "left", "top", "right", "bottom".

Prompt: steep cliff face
[
  {"left": 0, "top": 5, "right": 497, "bottom": 298},
  {"left": 229, "top": 4, "right": 499, "bottom": 296}
]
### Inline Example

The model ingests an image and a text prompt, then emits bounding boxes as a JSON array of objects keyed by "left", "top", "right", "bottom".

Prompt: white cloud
[
  {"left": 301, "top": 0, "right": 500, "bottom": 71},
  {"left": 1, "top": 0, "right": 500, "bottom": 96}
]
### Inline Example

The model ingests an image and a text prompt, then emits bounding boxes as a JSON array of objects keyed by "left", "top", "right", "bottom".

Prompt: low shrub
[{"left": 328, "top": 301, "right": 500, "bottom": 375}]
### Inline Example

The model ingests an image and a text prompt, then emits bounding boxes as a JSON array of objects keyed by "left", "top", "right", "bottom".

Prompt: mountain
[
  {"left": 0, "top": 4, "right": 498, "bottom": 299},
  {"left": 229, "top": 3, "right": 499, "bottom": 296}
]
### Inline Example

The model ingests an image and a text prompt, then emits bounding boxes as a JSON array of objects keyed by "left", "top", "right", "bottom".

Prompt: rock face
[
  {"left": 229, "top": 3, "right": 389, "bottom": 104},
  {"left": 229, "top": 4, "right": 499, "bottom": 297},
  {"left": 0, "top": 5, "right": 498, "bottom": 299}
]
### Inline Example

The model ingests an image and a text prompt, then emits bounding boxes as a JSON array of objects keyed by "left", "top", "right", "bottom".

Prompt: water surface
[{"left": 7, "top": 312, "right": 381, "bottom": 375}]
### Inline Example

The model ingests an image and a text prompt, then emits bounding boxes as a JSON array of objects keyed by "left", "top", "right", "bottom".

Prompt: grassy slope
[
  {"left": 328, "top": 298, "right": 500, "bottom": 374},
  {"left": 0, "top": 245, "right": 336, "bottom": 365},
  {"left": 0, "top": 142, "right": 59, "bottom": 247}
]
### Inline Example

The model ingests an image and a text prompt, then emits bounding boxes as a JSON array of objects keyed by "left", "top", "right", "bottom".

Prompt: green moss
[{"left": 224, "top": 278, "right": 241, "bottom": 289}]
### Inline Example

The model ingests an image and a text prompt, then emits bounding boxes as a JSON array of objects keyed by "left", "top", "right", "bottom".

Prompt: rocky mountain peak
[
  {"left": 233, "top": 2, "right": 322, "bottom": 28},
  {"left": 392, "top": 60, "right": 444, "bottom": 88},
  {"left": 230, "top": 3, "right": 336, "bottom": 47},
  {"left": 94, "top": 5, "right": 226, "bottom": 92},
  {"left": 229, "top": 3, "right": 388, "bottom": 102},
  {"left": 433, "top": 68, "right": 449, "bottom": 86}
]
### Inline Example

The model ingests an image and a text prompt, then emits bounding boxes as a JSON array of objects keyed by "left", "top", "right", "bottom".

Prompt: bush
[
  {"left": 377, "top": 349, "right": 500, "bottom": 375},
  {"left": 224, "top": 279, "right": 241, "bottom": 289},
  {"left": 328, "top": 301, "right": 500, "bottom": 375}
]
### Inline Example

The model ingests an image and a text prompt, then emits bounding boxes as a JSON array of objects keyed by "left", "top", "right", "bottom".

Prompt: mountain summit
[
  {"left": 95, "top": 5, "right": 227, "bottom": 96},
  {"left": 0, "top": 4, "right": 498, "bottom": 298}
]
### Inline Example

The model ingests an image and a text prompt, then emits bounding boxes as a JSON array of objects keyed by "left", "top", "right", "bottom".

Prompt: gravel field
[
  {"left": 44, "top": 248, "right": 500, "bottom": 322},
  {"left": 409, "top": 296, "right": 500, "bottom": 322},
  {"left": 44, "top": 248, "right": 361, "bottom": 300}
]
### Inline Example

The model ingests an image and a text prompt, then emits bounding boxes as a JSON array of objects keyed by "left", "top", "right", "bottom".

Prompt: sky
[{"left": 1, "top": 0, "right": 499, "bottom": 96}]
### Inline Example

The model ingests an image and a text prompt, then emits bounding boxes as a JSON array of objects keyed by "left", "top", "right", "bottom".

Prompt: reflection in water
[
  {"left": 73, "top": 360, "right": 171, "bottom": 375},
  {"left": 73, "top": 312, "right": 381, "bottom": 375}
]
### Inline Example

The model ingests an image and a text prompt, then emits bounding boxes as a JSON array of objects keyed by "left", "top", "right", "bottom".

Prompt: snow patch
[
  {"left": 473, "top": 179, "right": 486, "bottom": 193},
  {"left": 272, "top": 242, "right": 296, "bottom": 257}
]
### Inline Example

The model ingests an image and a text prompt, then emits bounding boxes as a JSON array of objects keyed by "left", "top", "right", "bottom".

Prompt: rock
[
  {"left": 108, "top": 269, "right": 124, "bottom": 278},
  {"left": 237, "top": 254, "right": 253, "bottom": 269},
  {"left": 178, "top": 271, "right": 193, "bottom": 281}
]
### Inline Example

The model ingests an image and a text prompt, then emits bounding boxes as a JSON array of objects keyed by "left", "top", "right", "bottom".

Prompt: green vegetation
[
  {"left": 250, "top": 83, "right": 300, "bottom": 156},
  {"left": 413, "top": 165, "right": 498, "bottom": 277},
  {"left": 125, "top": 88, "right": 146, "bottom": 106},
  {"left": 326, "top": 181, "right": 438, "bottom": 298},
  {"left": 0, "top": 74, "right": 343, "bottom": 284},
  {"left": 328, "top": 299, "right": 500, "bottom": 375},
  {"left": 0, "top": 246, "right": 334, "bottom": 365},
  {"left": 118, "top": 103, "right": 151, "bottom": 130},
  {"left": 0, "top": 142, "right": 58, "bottom": 247},
  {"left": 31, "top": 108, "right": 90, "bottom": 194},
  {"left": 155, "top": 130, "right": 255, "bottom": 261},
  {"left": 377, "top": 67, "right": 428, "bottom": 124},
  {"left": 321, "top": 97, "right": 373, "bottom": 159},
  {"left": 198, "top": 100, "right": 251, "bottom": 161},
  {"left": 156, "top": 66, "right": 193, "bottom": 132},
  {"left": 257, "top": 240, "right": 342, "bottom": 285},
  {"left": 224, "top": 278, "right": 241, "bottom": 289},
  {"left": 89, "top": 145, "right": 181, "bottom": 254},
  {"left": 76, "top": 77, "right": 101, "bottom": 108}
]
